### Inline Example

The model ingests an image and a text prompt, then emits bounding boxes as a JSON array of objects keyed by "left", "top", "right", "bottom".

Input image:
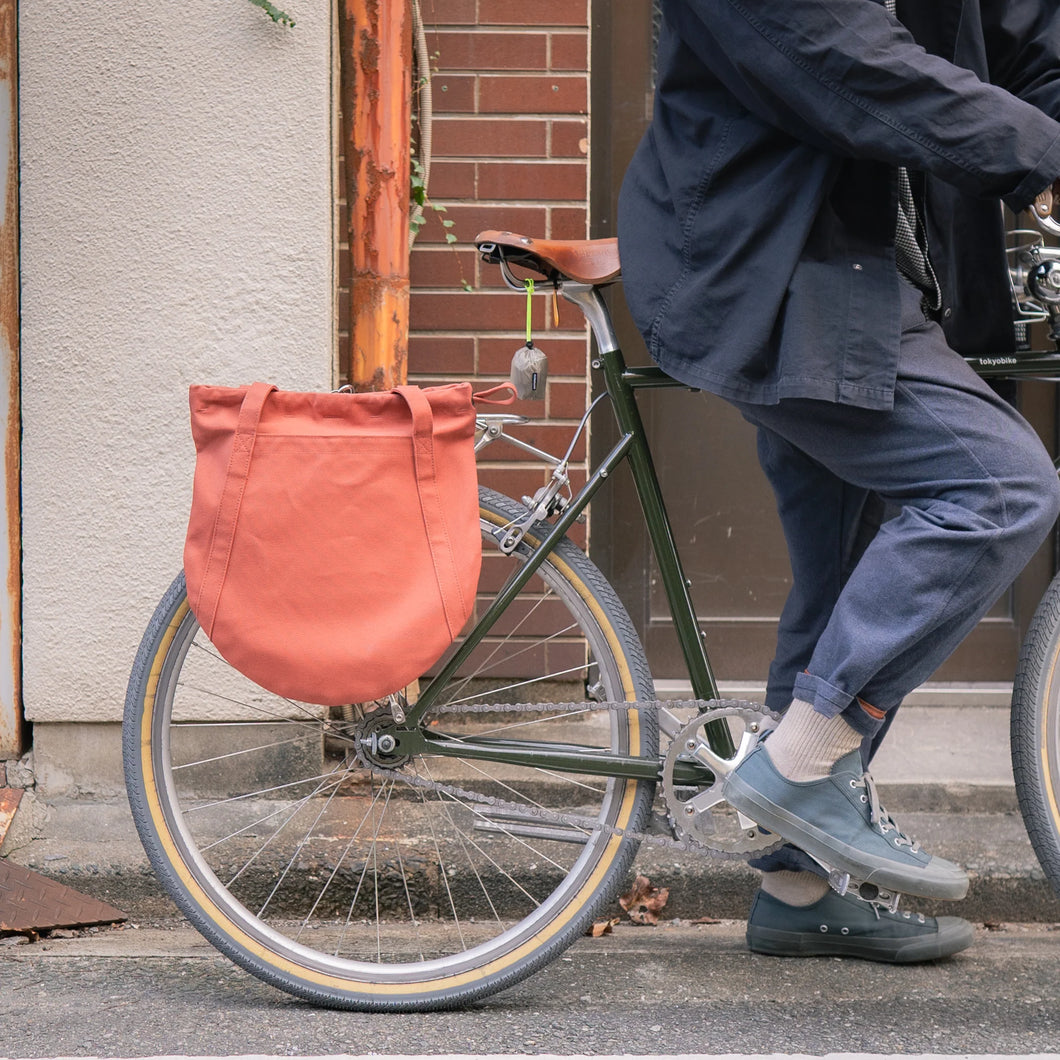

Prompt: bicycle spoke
[
  {"left": 186, "top": 642, "right": 325, "bottom": 724},
  {"left": 255, "top": 773, "right": 350, "bottom": 918},
  {"left": 455, "top": 759, "right": 590, "bottom": 865},
  {"left": 437, "top": 793, "right": 543, "bottom": 907},
  {"left": 412, "top": 768, "right": 467, "bottom": 952},
  {"left": 444, "top": 588, "right": 575, "bottom": 703},
  {"left": 393, "top": 836, "right": 425, "bottom": 963},
  {"left": 462, "top": 704, "right": 609, "bottom": 738},
  {"left": 293, "top": 781, "right": 394, "bottom": 944},
  {"left": 335, "top": 782, "right": 394, "bottom": 958},
  {"left": 443, "top": 664, "right": 596, "bottom": 708},
  {"left": 418, "top": 754, "right": 546, "bottom": 910},
  {"left": 183, "top": 766, "right": 350, "bottom": 812},
  {"left": 171, "top": 730, "right": 322, "bottom": 772},
  {"left": 200, "top": 796, "right": 317, "bottom": 853},
  {"left": 421, "top": 760, "right": 505, "bottom": 926},
  {"left": 223, "top": 770, "right": 352, "bottom": 889},
  {"left": 174, "top": 680, "right": 328, "bottom": 736},
  {"left": 445, "top": 625, "right": 584, "bottom": 704}
]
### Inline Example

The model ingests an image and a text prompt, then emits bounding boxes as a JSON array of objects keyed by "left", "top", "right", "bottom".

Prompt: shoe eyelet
[
  {"left": 840, "top": 927, "right": 850, "bottom": 935},
  {"left": 849, "top": 780, "right": 858, "bottom": 788},
  {"left": 860, "top": 795, "right": 868, "bottom": 803},
  {"left": 819, "top": 925, "right": 828, "bottom": 933}
]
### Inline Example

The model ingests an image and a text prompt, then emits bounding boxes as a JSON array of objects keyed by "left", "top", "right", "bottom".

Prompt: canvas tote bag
[{"left": 183, "top": 381, "right": 481, "bottom": 706}]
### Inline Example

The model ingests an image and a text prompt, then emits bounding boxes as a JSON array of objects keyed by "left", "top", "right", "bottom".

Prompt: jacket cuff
[{"left": 1005, "top": 131, "right": 1060, "bottom": 212}]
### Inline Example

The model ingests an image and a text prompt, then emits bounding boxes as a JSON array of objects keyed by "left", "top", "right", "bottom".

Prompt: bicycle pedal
[{"left": 825, "top": 866, "right": 902, "bottom": 914}]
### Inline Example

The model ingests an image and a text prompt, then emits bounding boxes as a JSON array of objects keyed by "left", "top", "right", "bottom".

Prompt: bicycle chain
[{"left": 348, "top": 698, "right": 784, "bottom": 861}]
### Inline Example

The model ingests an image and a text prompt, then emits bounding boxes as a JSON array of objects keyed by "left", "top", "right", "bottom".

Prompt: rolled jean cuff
[
  {"left": 748, "top": 843, "right": 829, "bottom": 876},
  {"left": 791, "top": 671, "right": 882, "bottom": 739}
]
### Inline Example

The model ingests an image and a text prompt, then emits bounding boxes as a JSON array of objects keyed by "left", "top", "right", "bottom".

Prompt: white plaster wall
[{"left": 19, "top": 2, "right": 333, "bottom": 722}]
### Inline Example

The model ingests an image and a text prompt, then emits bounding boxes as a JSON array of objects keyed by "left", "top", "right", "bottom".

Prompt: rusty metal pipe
[
  {"left": 0, "top": 0, "right": 22, "bottom": 760},
  {"left": 339, "top": 0, "right": 412, "bottom": 391}
]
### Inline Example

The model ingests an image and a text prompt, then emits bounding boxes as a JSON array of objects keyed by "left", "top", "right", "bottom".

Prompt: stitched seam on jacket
[{"left": 649, "top": 116, "right": 735, "bottom": 360}]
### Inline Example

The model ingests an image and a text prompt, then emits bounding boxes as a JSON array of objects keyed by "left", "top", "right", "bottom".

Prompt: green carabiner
[{"left": 524, "top": 278, "right": 535, "bottom": 348}]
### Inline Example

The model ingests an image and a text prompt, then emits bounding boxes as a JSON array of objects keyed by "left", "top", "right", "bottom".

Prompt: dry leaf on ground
[
  {"left": 587, "top": 917, "right": 620, "bottom": 937},
  {"left": 619, "top": 874, "right": 670, "bottom": 925}
]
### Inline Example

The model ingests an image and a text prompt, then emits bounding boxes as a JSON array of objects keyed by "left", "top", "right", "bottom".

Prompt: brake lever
[{"left": 1033, "top": 187, "right": 1060, "bottom": 238}]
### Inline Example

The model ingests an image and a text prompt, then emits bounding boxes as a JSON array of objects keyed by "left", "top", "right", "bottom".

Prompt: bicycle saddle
[{"left": 475, "top": 230, "right": 621, "bottom": 285}]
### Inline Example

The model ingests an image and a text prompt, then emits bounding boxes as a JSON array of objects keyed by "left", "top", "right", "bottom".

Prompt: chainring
[{"left": 662, "top": 700, "right": 783, "bottom": 857}]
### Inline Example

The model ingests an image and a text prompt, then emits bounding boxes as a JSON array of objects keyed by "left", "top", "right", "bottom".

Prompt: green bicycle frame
[{"left": 398, "top": 282, "right": 730, "bottom": 781}]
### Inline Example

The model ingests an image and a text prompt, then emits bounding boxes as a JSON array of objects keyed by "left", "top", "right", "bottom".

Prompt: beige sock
[
  {"left": 765, "top": 697, "right": 862, "bottom": 781},
  {"left": 760, "top": 869, "right": 831, "bottom": 907}
]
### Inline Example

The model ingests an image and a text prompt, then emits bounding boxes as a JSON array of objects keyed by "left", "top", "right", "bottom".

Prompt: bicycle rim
[
  {"left": 124, "top": 488, "right": 656, "bottom": 1009},
  {"left": 1012, "top": 567, "right": 1060, "bottom": 899}
]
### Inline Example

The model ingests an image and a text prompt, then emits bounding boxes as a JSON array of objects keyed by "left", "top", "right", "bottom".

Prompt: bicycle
[{"left": 124, "top": 216, "right": 1060, "bottom": 1011}]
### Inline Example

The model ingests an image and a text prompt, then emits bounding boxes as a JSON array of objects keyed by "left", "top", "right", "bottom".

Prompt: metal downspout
[{"left": 0, "top": 0, "right": 22, "bottom": 759}]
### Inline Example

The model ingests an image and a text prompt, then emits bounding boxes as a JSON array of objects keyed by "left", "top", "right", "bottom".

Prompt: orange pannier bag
[{"left": 183, "top": 382, "right": 481, "bottom": 706}]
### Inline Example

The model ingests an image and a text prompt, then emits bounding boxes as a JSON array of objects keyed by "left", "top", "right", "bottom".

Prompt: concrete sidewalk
[{"left": 1, "top": 702, "right": 1058, "bottom": 926}]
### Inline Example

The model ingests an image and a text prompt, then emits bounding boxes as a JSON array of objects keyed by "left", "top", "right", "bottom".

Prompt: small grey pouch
[{"left": 510, "top": 344, "right": 548, "bottom": 400}]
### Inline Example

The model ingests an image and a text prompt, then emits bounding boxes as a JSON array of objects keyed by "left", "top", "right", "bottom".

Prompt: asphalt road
[{"left": 2, "top": 918, "right": 1060, "bottom": 1057}]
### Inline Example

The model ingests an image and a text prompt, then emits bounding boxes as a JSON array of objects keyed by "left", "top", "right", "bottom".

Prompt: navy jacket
[{"left": 618, "top": 0, "right": 1060, "bottom": 409}]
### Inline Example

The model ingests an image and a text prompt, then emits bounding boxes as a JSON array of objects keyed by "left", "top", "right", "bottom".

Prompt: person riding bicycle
[{"left": 619, "top": 0, "right": 1060, "bottom": 962}]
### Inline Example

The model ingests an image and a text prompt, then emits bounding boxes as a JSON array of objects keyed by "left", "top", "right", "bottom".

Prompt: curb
[{"left": 4, "top": 795, "right": 1059, "bottom": 928}]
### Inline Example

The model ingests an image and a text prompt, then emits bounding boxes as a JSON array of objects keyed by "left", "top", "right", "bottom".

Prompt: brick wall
[
  {"left": 339, "top": 1, "right": 592, "bottom": 522},
  {"left": 413, "top": 0, "right": 591, "bottom": 521},
  {"left": 338, "top": 5, "right": 593, "bottom": 684}
]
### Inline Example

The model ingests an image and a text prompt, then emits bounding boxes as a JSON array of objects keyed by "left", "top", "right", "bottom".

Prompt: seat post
[{"left": 559, "top": 282, "right": 620, "bottom": 353}]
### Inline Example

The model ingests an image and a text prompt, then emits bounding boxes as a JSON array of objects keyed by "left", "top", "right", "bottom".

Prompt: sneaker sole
[
  {"left": 725, "top": 771, "right": 969, "bottom": 901},
  {"left": 747, "top": 916, "right": 975, "bottom": 963}
]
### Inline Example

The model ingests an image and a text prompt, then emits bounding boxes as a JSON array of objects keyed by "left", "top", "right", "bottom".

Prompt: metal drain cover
[{"left": 0, "top": 858, "right": 126, "bottom": 934}]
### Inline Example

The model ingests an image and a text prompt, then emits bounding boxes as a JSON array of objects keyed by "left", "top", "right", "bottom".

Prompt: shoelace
[{"left": 852, "top": 771, "right": 923, "bottom": 852}]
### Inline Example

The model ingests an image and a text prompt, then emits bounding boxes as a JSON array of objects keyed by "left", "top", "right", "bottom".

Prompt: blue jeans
[{"left": 736, "top": 279, "right": 1060, "bottom": 875}]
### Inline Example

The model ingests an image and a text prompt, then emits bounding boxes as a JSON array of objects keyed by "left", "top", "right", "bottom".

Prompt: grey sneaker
[
  {"left": 747, "top": 887, "right": 975, "bottom": 963},
  {"left": 723, "top": 744, "right": 969, "bottom": 900}
]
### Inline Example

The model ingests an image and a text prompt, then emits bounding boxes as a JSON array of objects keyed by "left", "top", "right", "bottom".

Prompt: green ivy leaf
[
  {"left": 410, "top": 161, "right": 428, "bottom": 207},
  {"left": 248, "top": 0, "right": 296, "bottom": 27}
]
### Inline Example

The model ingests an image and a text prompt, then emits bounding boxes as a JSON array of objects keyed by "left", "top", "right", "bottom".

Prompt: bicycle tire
[
  {"left": 123, "top": 487, "right": 657, "bottom": 1010},
  {"left": 1012, "top": 566, "right": 1060, "bottom": 900}
]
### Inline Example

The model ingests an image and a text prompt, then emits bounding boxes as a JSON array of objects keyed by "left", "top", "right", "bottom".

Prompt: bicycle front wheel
[
  {"left": 123, "top": 488, "right": 656, "bottom": 1010},
  {"left": 1012, "top": 566, "right": 1060, "bottom": 900}
]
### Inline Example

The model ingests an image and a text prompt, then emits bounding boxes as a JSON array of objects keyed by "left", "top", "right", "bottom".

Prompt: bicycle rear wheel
[
  {"left": 1012, "top": 566, "right": 1060, "bottom": 900},
  {"left": 124, "top": 488, "right": 656, "bottom": 1010}
]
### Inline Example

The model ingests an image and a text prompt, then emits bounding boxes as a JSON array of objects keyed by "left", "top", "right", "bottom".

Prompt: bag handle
[
  {"left": 192, "top": 382, "right": 277, "bottom": 636},
  {"left": 394, "top": 385, "right": 472, "bottom": 640},
  {"left": 472, "top": 383, "right": 517, "bottom": 404}
]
